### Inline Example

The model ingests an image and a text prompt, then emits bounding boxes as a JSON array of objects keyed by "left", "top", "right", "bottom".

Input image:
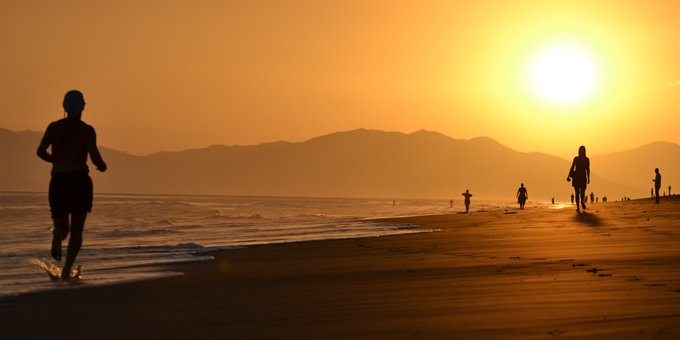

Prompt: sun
[{"left": 529, "top": 43, "right": 599, "bottom": 104}]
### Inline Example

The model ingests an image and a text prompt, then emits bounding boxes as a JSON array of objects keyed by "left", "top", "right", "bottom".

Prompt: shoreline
[{"left": 3, "top": 197, "right": 680, "bottom": 338}]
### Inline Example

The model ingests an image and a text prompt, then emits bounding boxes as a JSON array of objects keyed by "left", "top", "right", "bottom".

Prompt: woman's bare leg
[
  {"left": 574, "top": 188, "right": 581, "bottom": 212},
  {"left": 51, "top": 217, "right": 69, "bottom": 261},
  {"left": 62, "top": 213, "right": 86, "bottom": 279}
]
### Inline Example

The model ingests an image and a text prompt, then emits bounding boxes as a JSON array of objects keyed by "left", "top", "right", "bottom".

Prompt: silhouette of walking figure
[
  {"left": 653, "top": 168, "right": 661, "bottom": 204},
  {"left": 37, "top": 90, "right": 107, "bottom": 279},
  {"left": 566, "top": 146, "right": 590, "bottom": 212},
  {"left": 516, "top": 183, "right": 528, "bottom": 209},
  {"left": 461, "top": 189, "right": 473, "bottom": 213},
  {"left": 570, "top": 193, "right": 574, "bottom": 205}
]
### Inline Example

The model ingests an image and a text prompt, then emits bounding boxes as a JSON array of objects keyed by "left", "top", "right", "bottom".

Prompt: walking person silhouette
[
  {"left": 516, "top": 183, "right": 528, "bottom": 210},
  {"left": 461, "top": 189, "right": 473, "bottom": 213},
  {"left": 37, "top": 90, "right": 107, "bottom": 279},
  {"left": 653, "top": 168, "right": 661, "bottom": 204},
  {"left": 566, "top": 146, "right": 590, "bottom": 213}
]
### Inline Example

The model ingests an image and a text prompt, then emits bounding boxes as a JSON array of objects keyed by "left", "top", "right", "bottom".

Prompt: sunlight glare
[{"left": 529, "top": 44, "right": 599, "bottom": 105}]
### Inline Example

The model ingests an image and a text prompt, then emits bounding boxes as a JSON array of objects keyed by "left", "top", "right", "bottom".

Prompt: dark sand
[{"left": 2, "top": 197, "right": 680, "bottom": 339}]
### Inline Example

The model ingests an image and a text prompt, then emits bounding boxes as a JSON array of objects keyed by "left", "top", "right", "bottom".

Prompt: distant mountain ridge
[
  {"left": 2, "top": 127, "right": 675, "bottom": 200},
  {"left": 591, "top": 141, "right": 680, "bottom": 196}
]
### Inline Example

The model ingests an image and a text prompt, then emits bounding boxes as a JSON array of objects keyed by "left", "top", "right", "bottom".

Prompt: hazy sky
[{"left": 2, "top": 0, "right": 679, "bottom": 158}]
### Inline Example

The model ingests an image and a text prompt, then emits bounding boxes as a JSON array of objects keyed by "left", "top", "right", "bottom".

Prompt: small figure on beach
[
  {"left": 551, "top": 197, "right": 555, "bottom": 205},
  {"left": 516, "top": 183, "right": 528, "bottom": 209},
  {"left": 602, "top": 196, "right": 607, "bottom": 203},
  {"left": 590, "top": 192, "right": 595, "bottom": 204},
  {"left": 669, "top": 185, "right": 672, "bottom": 196},
  {"left": 566, "top": 145, "right": 590, "bottom": 212},
  {"left": 461, "top": 189, "right": 473, "bottom": 213},
  {"left": 450, "top": 199, "right": 453, "bottom": 208},
  {"left": 653, "top": 168, "right": 661, "bottom": 203},
  {"left": 37, "top": 90, "right": 107, "bottom": 279},
  {"left": 570, "top": 193, "right": 574, "bottom": 205}
]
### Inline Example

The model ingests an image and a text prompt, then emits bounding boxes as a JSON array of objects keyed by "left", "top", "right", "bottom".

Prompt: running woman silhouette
[{"left": 37, "top": 90, "right": 107, "bottom": 279}]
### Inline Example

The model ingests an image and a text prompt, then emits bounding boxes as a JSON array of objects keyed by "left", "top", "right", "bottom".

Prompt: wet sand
[{"left": 2, "top": 197, "right": 680, "bottom": 339}]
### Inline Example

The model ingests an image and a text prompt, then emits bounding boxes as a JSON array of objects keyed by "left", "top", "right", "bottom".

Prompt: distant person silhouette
[
  {"left": 653, "top": 168, "right": 661, "bottom": 203},
  {"left": 566, "top": 146, "right": 590, "bottom": 212},
  {"left": 461, "top": 189, "right": 473, "bottom": 213},
  {"left": 590, "top": 192, "right": 595, "bottom": 204},
  {"left": 37, "top": 90, "right": 107, "bottom": 279},
  {"left": 551, "top": 197, "right": 555, "bottom": 205},
  {"left": 516, "top": 183, "right": 528, "bottom": 209},
  {"left": 669, "top": 185, "right": 672, "bottom": 196},
  {"left": 570, "top": 193, "right": 574, "bottom": 205}
]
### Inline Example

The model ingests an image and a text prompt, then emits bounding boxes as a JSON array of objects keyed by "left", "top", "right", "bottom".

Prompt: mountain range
[{"left": 2, "top": 127, "right": 677, "bottom": 201}]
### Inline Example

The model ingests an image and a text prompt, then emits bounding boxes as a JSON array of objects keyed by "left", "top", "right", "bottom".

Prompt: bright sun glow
[{"left": 529, "top": 44, "right": 599, "bottom": 104}]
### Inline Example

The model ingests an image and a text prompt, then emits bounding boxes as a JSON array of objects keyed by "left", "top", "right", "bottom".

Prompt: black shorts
[{"left": 49, "top": 172, "right": 93, "bottom": 218}]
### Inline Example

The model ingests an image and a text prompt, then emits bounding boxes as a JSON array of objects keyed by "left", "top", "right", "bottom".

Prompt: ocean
[{"left": 0, "top": 192, "right": 542, "bottom": 298}]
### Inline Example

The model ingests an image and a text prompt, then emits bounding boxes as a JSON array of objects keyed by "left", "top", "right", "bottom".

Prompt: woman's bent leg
[{"left": 50, "top": 217, "right": 69, "bottom": 261}]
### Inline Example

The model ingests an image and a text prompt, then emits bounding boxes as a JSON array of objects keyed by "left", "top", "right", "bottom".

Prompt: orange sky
[{"left": 1, "top": 0, "right": 679, "bottom": 159}]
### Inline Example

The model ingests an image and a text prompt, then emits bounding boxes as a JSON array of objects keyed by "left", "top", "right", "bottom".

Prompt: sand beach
[{"left": 2, "top": 197, "right": 680, "bottom": 339}]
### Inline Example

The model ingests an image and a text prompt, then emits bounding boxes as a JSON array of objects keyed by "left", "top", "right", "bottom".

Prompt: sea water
[{"left": 0, "top": 192, "right": 540, "bottom": 297}]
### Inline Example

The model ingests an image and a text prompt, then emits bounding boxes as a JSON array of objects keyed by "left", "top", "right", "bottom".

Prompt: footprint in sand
[{"left": 548, "top": 329, "right": 565, "bottom": 336}]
